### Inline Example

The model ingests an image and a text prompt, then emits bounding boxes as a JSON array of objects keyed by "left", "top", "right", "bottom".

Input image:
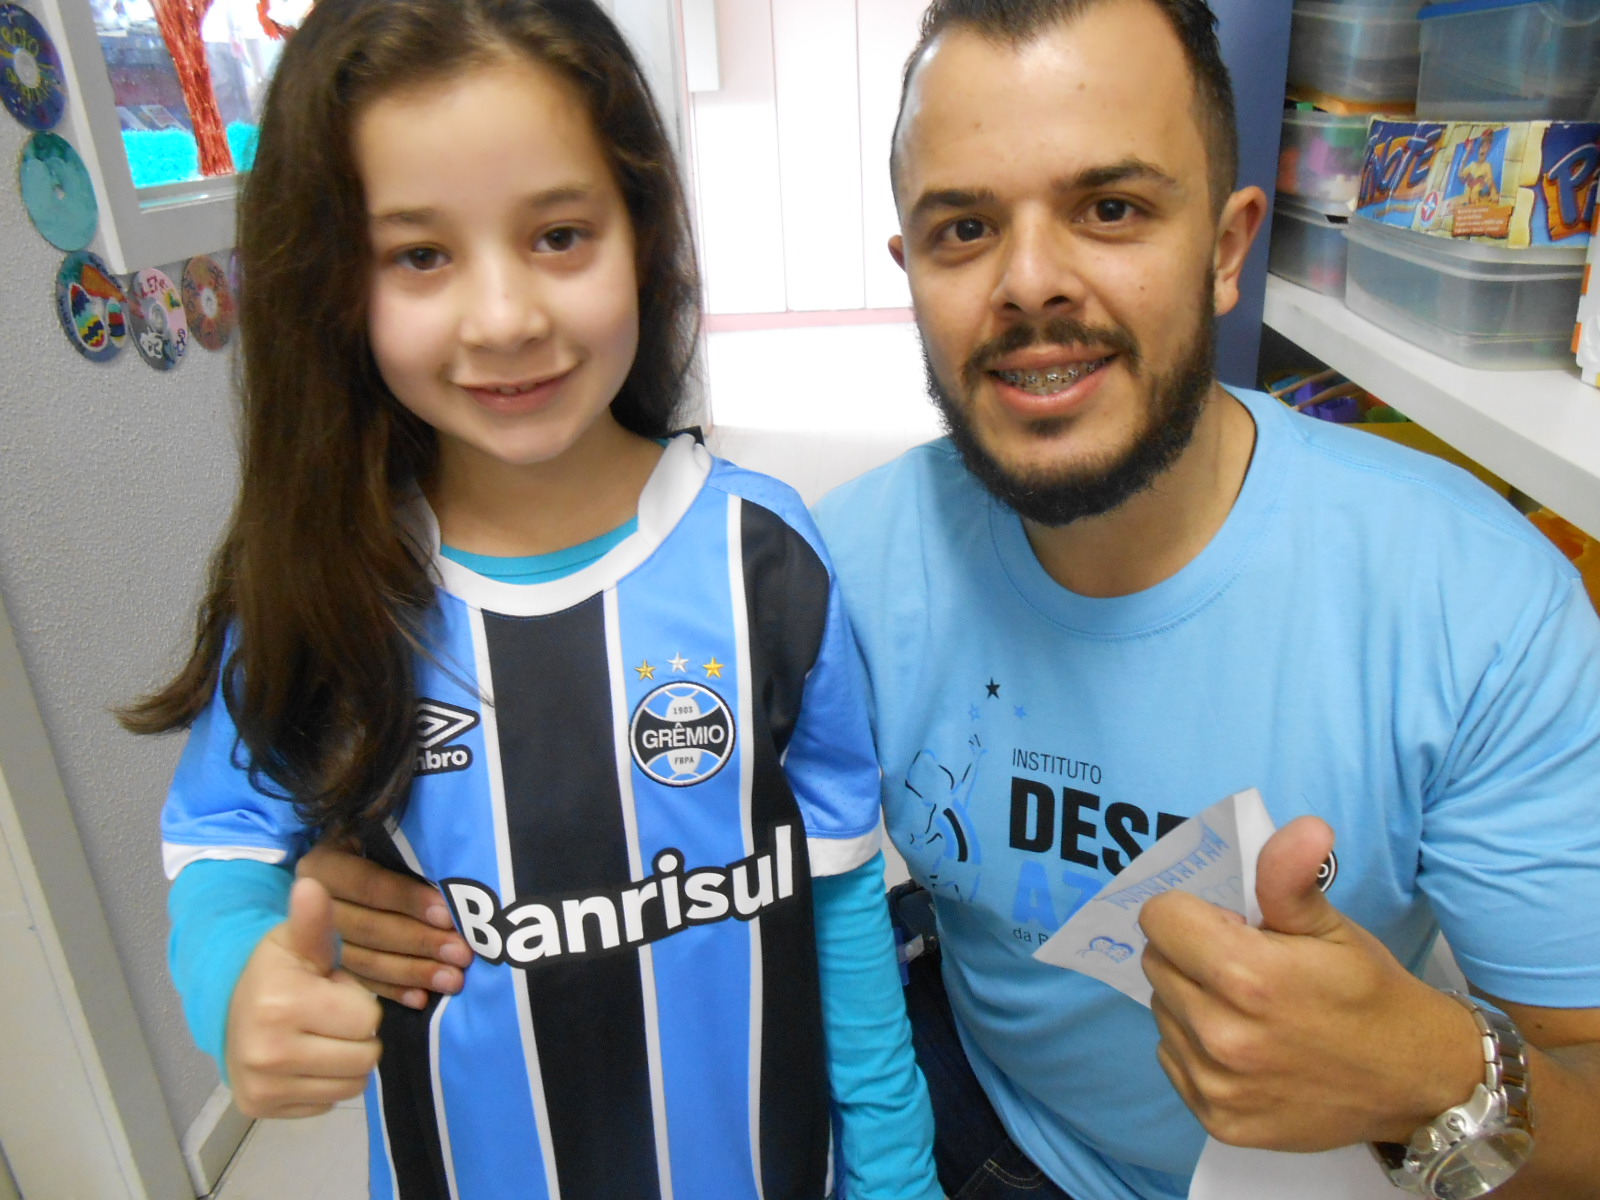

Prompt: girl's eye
[
  {"left": 395, "top": 246, "right": 445, "bottom": 271},
  {"left": 537, "top": 226, "right": 585, "bottom": 253}
]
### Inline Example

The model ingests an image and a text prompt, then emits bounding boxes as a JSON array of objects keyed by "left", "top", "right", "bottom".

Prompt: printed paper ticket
[{"left": 1032, "top": 787, "right": 1275, "bottom": 1006}]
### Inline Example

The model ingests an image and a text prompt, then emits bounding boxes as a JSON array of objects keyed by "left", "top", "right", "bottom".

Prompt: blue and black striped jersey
[{"left": 163, "top": 435, "right": 884, "bottom": 1200}]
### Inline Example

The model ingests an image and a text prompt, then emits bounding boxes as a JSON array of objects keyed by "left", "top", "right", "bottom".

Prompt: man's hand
[
  {"left": 226, "top": 878, "right": 384, "bottom": 1118},
  {"left": 296, "top": 843, "right": 472, "bottom": 1009},
  {"left": 1139, "top": 816, "right": 1482, "bottom": 1151}
]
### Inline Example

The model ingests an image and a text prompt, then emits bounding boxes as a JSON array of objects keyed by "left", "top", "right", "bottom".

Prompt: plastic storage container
[
  {"left": 1288, "top": 2, "right": 1423, "bottom": 107},
  {"left": 1269, "top": 195, "right": 1351, "bottom": 296},
  {"left": 1279, "top": 110, "right": 1370, "bottom": 204},
  {"left": 1417, "top": 0, "right": 1600, "bottom": 120},
  {"left": 1344, "top": 214, "right": 1587, "bottom": 368}
]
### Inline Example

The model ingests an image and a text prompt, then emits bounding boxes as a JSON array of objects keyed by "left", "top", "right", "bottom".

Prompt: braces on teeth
[{"left": 997, "top": 360, "right": 1104, "bottom": 390}]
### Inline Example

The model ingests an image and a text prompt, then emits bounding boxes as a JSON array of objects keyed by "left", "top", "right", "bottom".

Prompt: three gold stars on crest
[{"left": 635, "top": 653, "right": 723, "bottom": 680}]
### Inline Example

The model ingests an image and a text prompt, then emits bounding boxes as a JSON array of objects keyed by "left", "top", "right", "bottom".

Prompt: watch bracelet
[
  {"left": 1452, "top": 991, "right": 1533, "bottom": 1132},
  {"left": 1369, "top": 991, "right": 1534, "bottom": 1192}
]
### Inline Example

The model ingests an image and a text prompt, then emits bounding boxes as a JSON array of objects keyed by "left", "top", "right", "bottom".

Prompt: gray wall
[
  {"left": 1212, "top": 0, "right": 1294, "bottom": 389},
  {"left": 0, "top": 111, "right": 238, "bottom": 1139}
]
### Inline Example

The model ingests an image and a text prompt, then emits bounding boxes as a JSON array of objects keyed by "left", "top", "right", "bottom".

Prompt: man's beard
[{"left": 925, "top": 303, "right": 1215, "bottom": 528}]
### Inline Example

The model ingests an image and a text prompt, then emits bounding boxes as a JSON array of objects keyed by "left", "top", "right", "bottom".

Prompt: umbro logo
[{"left": 415, "top": 699, "right": 478, "bottom": 776}]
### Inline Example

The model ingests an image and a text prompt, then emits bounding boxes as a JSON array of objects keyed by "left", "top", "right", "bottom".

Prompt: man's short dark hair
[{"left": 890, "top": 0, "right": 1239, "bottom": 213}]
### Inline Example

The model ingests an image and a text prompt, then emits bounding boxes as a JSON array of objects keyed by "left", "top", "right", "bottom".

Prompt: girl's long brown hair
[{"left": 121, "top": 0, "right": 702, "bottom": 841}]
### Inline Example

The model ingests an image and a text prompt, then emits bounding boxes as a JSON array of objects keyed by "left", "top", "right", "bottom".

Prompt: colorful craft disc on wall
[
  {"left": 181, "top": 254, "right": 236, "bottom": 350},
  {"left": 19, "top": 131, "right": 96, "bottom": 250},
  {"left": 0, "top": 4, "right": 66, "bottom": 131},
  {"left": 55, "top": 250, "right": 129, "bottom": 362},
  {"left": 127, "top": 267, "right": 189, "bottom": 370}
]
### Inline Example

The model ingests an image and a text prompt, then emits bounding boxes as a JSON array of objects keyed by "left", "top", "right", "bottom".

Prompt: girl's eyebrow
[{"left": 369, "top": 185, "right": 598, "bottom": 227}]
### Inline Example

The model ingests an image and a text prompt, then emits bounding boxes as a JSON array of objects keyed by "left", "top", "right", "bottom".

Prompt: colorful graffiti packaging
[{"left": 1358, "top": 118, "right": 1599, "bottom": 251}]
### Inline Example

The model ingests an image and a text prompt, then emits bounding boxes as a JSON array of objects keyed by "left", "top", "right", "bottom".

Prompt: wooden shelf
[{"left": 1262, "top": 275, "right": 1600, "bottom": 537}]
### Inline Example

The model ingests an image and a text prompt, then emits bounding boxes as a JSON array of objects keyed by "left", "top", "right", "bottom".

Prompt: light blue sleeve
[
  {"left": 1422, "top": 575, "right": 1600, "bottom": 1007},
  {"left": 162, "top": 684, "right": 313, "bottom": 878},
  {"left": 816, "top": 853, "right": 942, "bottom": 1200},
  {"left": 162, "top": 677, "right": 311, "bottom": 1080},
  {"left": 168, "top": 857, "right": 293, "bottom": 1078}
]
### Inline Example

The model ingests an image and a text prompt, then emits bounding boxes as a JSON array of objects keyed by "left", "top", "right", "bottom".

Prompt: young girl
[{"left": 124, "top": 2, "right": 941, "bottom": 1197}]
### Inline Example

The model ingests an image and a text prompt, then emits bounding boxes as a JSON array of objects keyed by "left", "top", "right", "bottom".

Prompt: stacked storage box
[
  {"left": 1333, "top": 0, "right": 1600, "bottom": 370},
  {"left": 1271, "top": 194, "right": 1354, "bottom": 295},
  {"left": 1272, "top": 110, "right": 1365, "bottom": 295},
  {"left": 1348, "top": 117, "right": 1597, "bottom": 368},
  {"left": 1279, "top": 109, "right": 1370, "bottom": 205},
  {"left": 1287, "top": 0, "right": 1424, "bottom": 113},
  {"left": 1344, "top": 214, "right": 1588, "bottom": 368},
  {"left": 1275, "top": 1, "right": 1424, "bottom": 297},
  {"left": 1417, "top": 0, "right": 1600, "bottom": 121}
]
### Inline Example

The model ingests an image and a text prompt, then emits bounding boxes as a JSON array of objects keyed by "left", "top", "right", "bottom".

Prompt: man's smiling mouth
[{"left": 993, "top": 357, "right": 1112, "bottom": 395}]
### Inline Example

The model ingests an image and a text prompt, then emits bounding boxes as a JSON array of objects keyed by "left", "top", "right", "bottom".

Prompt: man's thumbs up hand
[
  {"left": 227, "top": 878, "right": 385, "bottom": 1119},
  {"left": 1138, "top": 818, "right": 1481, "bottom": 1152},
  {"left": 1254, "top": 814, "right": 1344, "bottom": 940}
]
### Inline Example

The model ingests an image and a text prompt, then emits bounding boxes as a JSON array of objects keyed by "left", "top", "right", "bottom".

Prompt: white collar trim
[{"left": 413, "top": 433, "right": 712, "bottom": 616}]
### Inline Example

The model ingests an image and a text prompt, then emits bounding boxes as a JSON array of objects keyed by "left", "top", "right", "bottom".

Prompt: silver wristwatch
[{"left": 1370, "top": 991, "right": 1535, "bottom": 1200}]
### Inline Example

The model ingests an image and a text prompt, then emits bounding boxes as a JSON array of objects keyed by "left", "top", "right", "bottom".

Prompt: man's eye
[
  {"left": 949, "top": 217, "right": 989, "bottom": 242},
  {"left": 1091, "top": 199, "right": 1134, "bottom": 223}
]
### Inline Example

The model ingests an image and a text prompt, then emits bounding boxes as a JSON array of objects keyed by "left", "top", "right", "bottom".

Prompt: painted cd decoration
[
  {"left": 127, "top": 267, "right": 189, "bottom": 370},
  {"left": 0, "top": 4, "right": 66, "bottom": 131},
  {"left": 55, "top": 250, "right": 129, "bottom": 362},
  {"left": 181, "top": 254, "right": 236, "bottom": 350},
  {"left": 19, "top": 131, "right": 96, "bottom": 250}
]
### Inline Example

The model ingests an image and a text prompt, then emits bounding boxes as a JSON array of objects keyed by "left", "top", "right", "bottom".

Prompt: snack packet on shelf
[{"left": 1357, "top": 118, "right": 1599, "bottom": 251}]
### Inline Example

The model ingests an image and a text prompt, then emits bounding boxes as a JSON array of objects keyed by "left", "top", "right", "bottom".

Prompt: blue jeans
[{"left": 895, "top": 888, "right": 1076, "bottom": 1200}]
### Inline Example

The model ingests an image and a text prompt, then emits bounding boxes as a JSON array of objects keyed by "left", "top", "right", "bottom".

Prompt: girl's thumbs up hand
[{"left": 226, "top": 878, "right": 385, "bottom": 1119}]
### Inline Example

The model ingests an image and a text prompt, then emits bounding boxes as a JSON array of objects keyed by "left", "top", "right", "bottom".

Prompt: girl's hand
[
  {"left": 225, "top": 878, "right": 384, "bottom": 1118},
  {"left": 297, "top": 842, "right": 472, "bottom": 1008}
]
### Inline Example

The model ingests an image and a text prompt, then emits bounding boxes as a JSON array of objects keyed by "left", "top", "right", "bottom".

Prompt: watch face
[{"left": 1429, "top": 1130, "right": 1535, "bottom": 1200}]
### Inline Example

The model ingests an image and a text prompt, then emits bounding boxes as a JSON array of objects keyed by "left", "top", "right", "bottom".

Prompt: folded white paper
[
  {"left": 1188, "top": 1139, "right": 1397, "bottom": 1200},
  {"left": 1032, "top": 787, "right": 1276, "bottom": 1006}
]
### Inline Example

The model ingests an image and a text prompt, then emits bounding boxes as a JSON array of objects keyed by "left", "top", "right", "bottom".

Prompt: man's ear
[
  {"left": 888, "top": 233, "right": 907, "bottom": 271},
  {"left": 1211, "top": 185, "right": 1268, "bottom": 317}
]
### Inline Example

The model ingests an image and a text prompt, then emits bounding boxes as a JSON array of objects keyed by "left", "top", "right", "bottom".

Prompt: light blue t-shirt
[{"left": 813, "top": 385, "right": 1600, "bottom": 1200}]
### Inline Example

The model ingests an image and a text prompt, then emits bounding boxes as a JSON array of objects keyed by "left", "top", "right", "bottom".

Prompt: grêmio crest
[{"left": 629, "top": 682, "right": 735, "bottom": 787}]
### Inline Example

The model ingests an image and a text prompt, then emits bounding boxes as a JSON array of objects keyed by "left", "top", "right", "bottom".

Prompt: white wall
[
  {"left": 0, "top": 107, "right": 239, "bottom": 1148},
  {"left": 688, "top": 0, "right": 926, "bottom": 315}
]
